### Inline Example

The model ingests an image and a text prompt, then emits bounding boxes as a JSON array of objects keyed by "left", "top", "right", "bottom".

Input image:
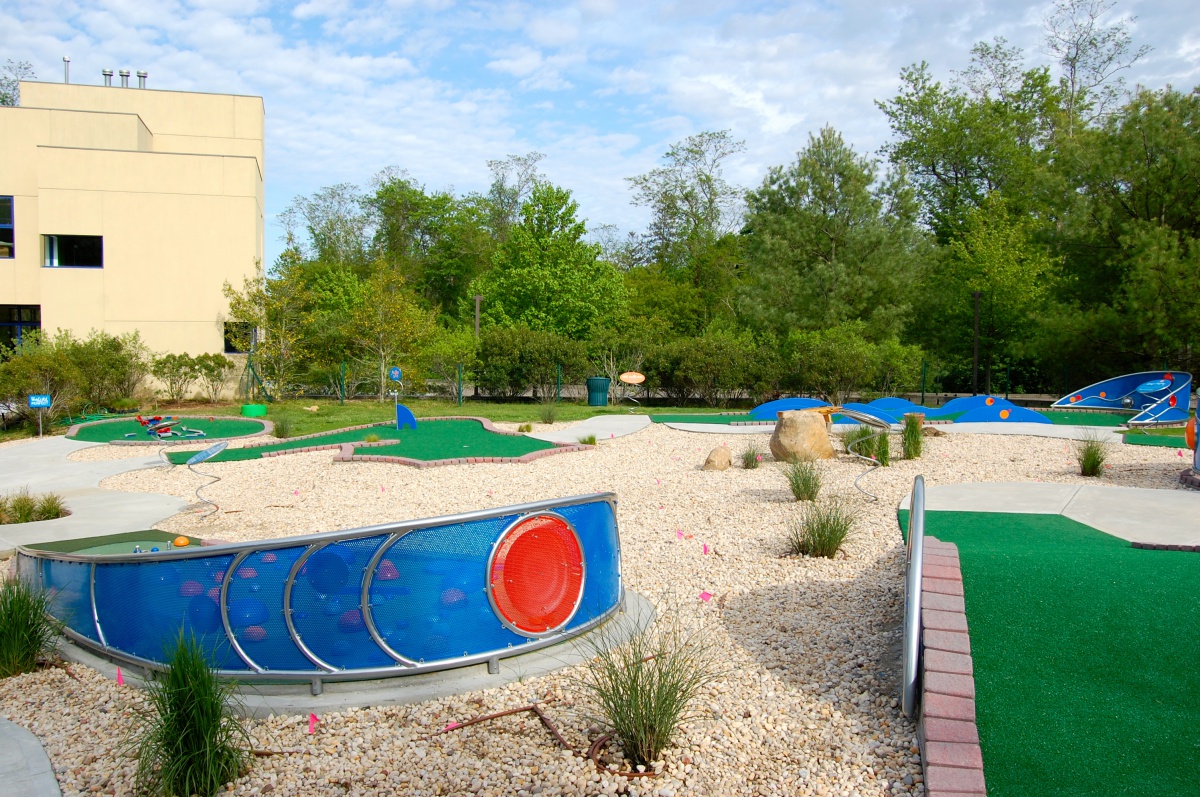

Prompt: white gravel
[{"left": 1, "top": 424, "right": 1188, "bottom": 797}]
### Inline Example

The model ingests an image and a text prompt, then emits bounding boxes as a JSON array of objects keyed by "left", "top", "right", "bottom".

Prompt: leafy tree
[
  {"left": 789, "top": 323, "right": 878, "bottom": 405},
  {"left": 624, "top": 267, "right": 706, "bottom": 339},
  {"left": 0, "top": 331, "right": 80, "bottom": 424},
  {"left": 475, "top": 326, "right": 586, "bottom": 400},
  {"left": 351, "top": 265, "right": 435, "bottom": 400},
  {"left": 484, "top": 152, "right": 546, "bottom": 242},
  {"left": 280, "top": 184, "right": 372, "bottom": 273},
  {"left": 739, "top": 127, "right": 927, "bottom": 339},
  {"left": 0, "top": 59, "right": 35, "bottom": 106},
  {"left": 65, "top": 331, "right": 152, "bottom": 406},
  {"left": 151, "top": 354, "right": 200, "bottom": 403},
  {"left": 470, "top": 183, "right": 627, "bottom": 339},
  {"left": 223, "top": 253, "right": 309, "bottom": 397},
  {"left": 421, "top": 327, "right": 479, "bottom": 399},
  {"left": 194, "top": 353, "right": 236, "bottom": 403}
]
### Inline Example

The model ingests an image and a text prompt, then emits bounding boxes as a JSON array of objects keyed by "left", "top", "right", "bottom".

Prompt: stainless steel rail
[{"left": 901, "top": 475, "right": 926, "bottom": 718}]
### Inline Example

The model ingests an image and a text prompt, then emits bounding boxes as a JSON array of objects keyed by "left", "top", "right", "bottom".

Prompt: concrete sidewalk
[
  {"left": 526, "top": 413, "right": 651, "bottom": 443},
  {"left": 0, "top": 719, "right": 60, "bottom": 797},
  {"left": 900, "top": 482, "right": 1200, "bottom": 547}
]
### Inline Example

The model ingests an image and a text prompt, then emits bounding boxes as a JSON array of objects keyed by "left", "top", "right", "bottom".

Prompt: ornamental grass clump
[
  {"left": 1075, "top": 432, "right": 1109, "bottom": 477},
  {"left": 0, "top": 489, "right": 70, "bottom": 525},
  {"left": 902, "top": 414, "right": 923, "bottom": 460},
  {"left": 133, "top": 633, "right": 249, "bottom": 797},
  {"left": 580, "top": 434, "right": 597, "bottom": 446},
  {"left": 271, "top": 415, "right": 292, "bottom": 439},
  {"left": 577, "top": 616, "right": 719, "bottom": 769},
  {"left": 842, "top": 425, "right": 876, "bottom": 459},
  {"left": 783, "top": 459, "right": 821, "bottom": 501},
  {"left": 875, "top": 432, "right": 891, "bottom": 466},
  {"left": 786, "top": 497, "right": 856, "bottom": 558},
  {"left": 538, "top": 402, "right": 559, "bottom": 424},
  {"left": 741, "top": 442, "right": 763, "bottom": 469},
  {"left": 517, "top": 422, "right": 533, "bottom": 433},
  {"left": 0, "top": 577, "right": 62, "bottom": 678}
]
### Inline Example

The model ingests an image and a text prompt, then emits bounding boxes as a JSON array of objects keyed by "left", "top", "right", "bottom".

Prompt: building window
[
  {"left": 43, "top": 235, "right": 103, "bottom": 268},
  {"left": 0, "top": 305, "right": 40, "bottom": 353},
  {"left": 223, "top": 322, "right": 253, "bottom": 354},
  {"left": 0, "top": 197, "right": 13, "bottom": 258}
]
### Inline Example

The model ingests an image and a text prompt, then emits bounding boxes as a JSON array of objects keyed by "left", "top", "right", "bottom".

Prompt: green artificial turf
[
  {"left": 1121, "top": 434, "right": 1189, "bottom": 448},
  {"left": 69, "top": 417, "right": 268, "bottom": 443},
  {"left": 899, "top": 509, "right": 1200, "bottom": 797},
  {"left": 165, "top": 419, "right": 555, "bottom": 464},
  {"left": 1035, "top": 409, "right": 1130, "bottom": 426}
]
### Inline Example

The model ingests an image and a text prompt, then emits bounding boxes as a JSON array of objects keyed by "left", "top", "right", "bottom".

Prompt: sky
[{"left": 3, "top": 0, "right": 1199, "bottom": 267}]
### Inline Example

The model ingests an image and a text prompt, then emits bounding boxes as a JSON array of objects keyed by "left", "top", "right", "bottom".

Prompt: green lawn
[
  {"left": 68, "top": 416, "right": 268, "bottom": 443},
  {"left": 165, "top": 418, "right": 556, "bottom": 464},
  {"left": 900, "top": 509, "right": 1200, "bottom": 797}
]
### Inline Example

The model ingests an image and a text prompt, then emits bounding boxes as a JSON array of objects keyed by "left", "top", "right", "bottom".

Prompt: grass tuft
[
  {"left": 876, "top": 432, "right": 891, "bottom": 466},
  {"left": 842, "top": 425, "right": 876, "bottom": 459},
  {"left": 538, "top": 403, "right": 559, "bottom": 424},
  {"left": 0, "top": 489, "right": 70, "bottom": 525},
  {"left": 517, "top": 422, "right": 533, "bottom": 433},
  {"left": 1075, "top": 432, "right": 1109, "bottom": 477},
  {"left": 786, "top": 497, "right": 856, "bottom": 558},
  {"left": 902, "top": 414, "right": 923, "bottom": 459},
  {"left": 271, "top": 415, "right": 292, "bottom": 439},
  {"left": 362, "top": 432, "right": 380, "bottom": 443},
  {"left": 0, "top": 578, "right": 62, "bottom": 678},
  {"left": 741, "top": 442, "right": 763, "bottom": 469},
  {"left": 133, "top": 633, "right": 250, "bottom": 797},
  {"left": 580, "top": 434, "right": 597, "bottom": 446},
  {"left": 783, "top": 459, "right": 821, "bottom": 501},
  {"left": 576, "top": 615, "right": 720, "bottom": 769}
]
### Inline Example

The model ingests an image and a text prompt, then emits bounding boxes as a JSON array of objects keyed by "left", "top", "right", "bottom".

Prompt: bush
[
  {"left": 902, "top": 414, "right": 923, "bottom": 459},
  {"left": 271, "top": 415, "right": 292, "bottom": 439},
  {"left": 577, "top": 616, "right": 718, "bottom": 769},
  {"left": 363, "top": 433, "right": 380, "bottom": 443},
  {"left": 783, "top": 460, "right": 821, "bottom": 501},
  {"left": 580, "top": 434, "right": 597, "bottom": 445},
  {"left": 0, "top": 489, "right": 70, "bottom": 524},
  {"left": 741, "top": 442, "right": 763, "bottom": 469},
  {"left": 194, "top": 353, "right": 236, "bottom": 403},
  {"left": 0, "top": 330, "right": 81, "bottom": 427},
  {"left": 538, "top": 402, "right": 558, "bottom": 424},
  {"left": 786, "top": 498, "right": 856, "bottom": 558},
  {"left": 842, "top": 425, "right": 876, "bottom": 459},
  {"left": 476, "top": 327, "right": 587, "bottom": 400},
  {"left": 0, "top": 578, "right": 62, "bottom": 678},
  {"left": 1076, "top": 432, "right": 1108, "bottom": 477},
  {"left": 517, "top": 422, "right": 532, "bottom": 433},
  {"left": 151, "top": 353, "right": 200, "bottom": 403},
  {"left": 133, "top": 633, "right": 249, "bottom": 797}
]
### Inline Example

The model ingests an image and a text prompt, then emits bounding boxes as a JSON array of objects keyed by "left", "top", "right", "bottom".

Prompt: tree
[
  {"left": 223, "top": 253, "right": 309, "bottom": 397},
  {"left": 194, "top": 353, "right": 236, "bottom": 403},
  {"left": 281, "top": 184, "right": 372, "bottom": 272},
  {"left": 0, "top": 331, "right": 80, "bottom": 425},
  {"left": 1044, "top": 0, "right": 1151, "bottom": 134},
  {"left": 739, "top": 127, "right": 927, "bottom": 339},
  {"left": 470, "top": 183, "right": 627, "bottom": 339},
  {"left": 484, "top": 152, "right": 546, "bottom": 242},
  {"left": 151, "top": 354, "right": 200, "bottom": 403},
  {"left": 351, "top": 265, "right": 435, "bottom": 401},
  {"left": 0, "top": 59, "right": 35, "bottom": 107}
]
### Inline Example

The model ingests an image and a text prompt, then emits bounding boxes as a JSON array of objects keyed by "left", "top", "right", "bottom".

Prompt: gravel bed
[{"left": 1, "top": 425, "right": 1187, "bottom": 797}]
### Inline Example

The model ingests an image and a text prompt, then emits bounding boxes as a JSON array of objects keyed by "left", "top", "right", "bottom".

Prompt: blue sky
[{"left": 4, "top": 0, "right": 1198, "bottom": 266}]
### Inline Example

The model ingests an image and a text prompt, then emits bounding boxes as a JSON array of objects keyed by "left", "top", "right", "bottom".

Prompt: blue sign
[
  {"left": 389, "top": 367, "right": 402, "bottom": 382},
  {"left": 28, "top": 394, "right": 51, "bottom": 409}
]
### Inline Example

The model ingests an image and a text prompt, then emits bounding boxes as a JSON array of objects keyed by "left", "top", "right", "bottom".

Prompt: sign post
[{"left": 28, "top": 394, "right": 51, "bottom": 437}]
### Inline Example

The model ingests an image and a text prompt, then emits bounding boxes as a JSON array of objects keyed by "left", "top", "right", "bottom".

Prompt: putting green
[
  {"left": 166, "top": 419, "right": 556, "bottom": 464},
  {"left": 1035, "top": 409, "right": 1130, "bottom": 426},
  {"left": 899, "top": 509, "right": 1200, "bottom": 797},
  {"left": 69, "top": 417, "right": 267, "bottom": 443}
]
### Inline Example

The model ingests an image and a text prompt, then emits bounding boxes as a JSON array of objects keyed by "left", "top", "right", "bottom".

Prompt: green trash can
[{"left": 586, "top": 377, "right": 611, "bottom": 407}]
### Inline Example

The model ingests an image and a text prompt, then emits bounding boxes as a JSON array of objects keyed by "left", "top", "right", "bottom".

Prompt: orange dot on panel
[
  {"left": 985, "top": 397, "right": 995, "bottom": 406},
  {"left": 1099, "top": 392, "right": 1107, "bottom": 398},
  {"left": 999, "top": 409, "right": 1011, "bottom": 419}
]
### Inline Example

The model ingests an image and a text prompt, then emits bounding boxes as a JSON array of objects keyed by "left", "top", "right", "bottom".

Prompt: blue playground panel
[
  {"left": 955, "top": 400, "right": 1050, "bottom": 424},
  {"left": 17, "top": 495, "right": 622, "bottom": 681},
  {"left": 1053, "top": 371, "right": 1192, "bottom": 426},
  {"left": 396, "top": 404, "right": 418, "bottom": 431},
  {"left": 748, "top": 395, "right": 1044, "bottom": 425},
  {"left": 748, "top": 397, "right": 831, "bottom": 420}
]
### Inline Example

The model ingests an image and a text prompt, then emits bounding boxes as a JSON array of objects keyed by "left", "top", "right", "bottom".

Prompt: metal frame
[
  {"left": 360, "top": 533, "right": 419, "bottom": 666},
  {"left": 219, "top": 550, "right": 264, "bottom": 672},
  {"left": 901, "top": 475, "right": 926, "bottom": 719},
  {"left": 282, "top": 543, "right": 339, "bottom": 673},
  {"left": 485, "top": 511, "right": 587, "bottom": 639}
]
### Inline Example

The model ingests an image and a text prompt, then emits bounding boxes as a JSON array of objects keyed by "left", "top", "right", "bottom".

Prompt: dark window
[
  {"left": 43, "top": 235, "right": 103, "bottom": 268},
  {"left": 0, "top": 304, "right": 40, "bottom": 353},
  {"left": 0, "top": 196, "right": 12, "bottom": 258},
  {"left": 223, "top": 322, "right": 253, "bottom": 354}
]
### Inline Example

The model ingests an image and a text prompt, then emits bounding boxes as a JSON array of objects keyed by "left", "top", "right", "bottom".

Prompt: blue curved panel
[
  {"left": 19, "top": 494, "right": 623, "bottom": 680},
  {"left": 748, "top": 397, "right": 830, "bottom": 420},
  {"left": 867, "top": 398, "right": 924, "bottom": 413},
  {"left": 956, "top": 400, "right": 1051, "bottom": 424},
  {"left": 1053, "top": 371, "right": 1192, "bottom": 426}
]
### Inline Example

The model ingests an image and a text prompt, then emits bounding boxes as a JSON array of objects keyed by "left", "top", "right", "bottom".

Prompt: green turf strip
[
  {"left": 1122, "top": 434, "right": 1189, "bottom": 448},
  {"left": 900, "top": 509, "right": 1200, "bottom": 797},
  {"left": 1035, "top": 409, "right": 1131, "bottom": 426},
  {"left": 69, "top": 417, "right": 268, "bottom": 443},
  {"left": 165, "top": 419, "right": 555, "bottom": 464}
]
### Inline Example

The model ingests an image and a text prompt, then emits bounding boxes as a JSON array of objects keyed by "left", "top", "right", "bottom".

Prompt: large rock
[
  {"left": 702, "top": 446, "right": 732, "bottom": 471},
  {"left": 770, "top": 410, "right": 835, "bottom": 462}
]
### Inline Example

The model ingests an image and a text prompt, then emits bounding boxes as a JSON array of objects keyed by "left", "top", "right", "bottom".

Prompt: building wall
[{"left": 0, "top": 81, "right": 264, "bottom": 355}]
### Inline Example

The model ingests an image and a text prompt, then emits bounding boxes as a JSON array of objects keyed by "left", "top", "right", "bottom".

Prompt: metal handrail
[
  {"left": 901, "top": 474, "right": 926, "bottom": 719},
  {"left": 838, "top": 408, "right": 893, "bottom": 501}
]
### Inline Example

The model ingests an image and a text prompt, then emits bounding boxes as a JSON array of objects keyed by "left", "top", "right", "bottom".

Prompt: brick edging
[
  {"left": 918, "top": 536, "right": 987, "bottom": 796},
  {"left": 70, "top": 415, "right": 275, "bottom": 446},
  {"left": 1180, "top": 468, "right": 1200, "bottom": 490}
]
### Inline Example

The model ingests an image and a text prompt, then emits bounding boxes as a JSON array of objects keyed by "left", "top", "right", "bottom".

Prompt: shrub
[
  {"left": 194, "top": 353, "right": 236, "bottom": 403},
  {"left": 272, "top": 415, "right": 292, "bottom": 439},
  {"left": 902, "top": 414, "right": 923, "bottom": 459},
  {"left": 517, "top": 422, "right": 532, "bottom": 433},
  {"left": 741, "top": 442, "right": 763, "bottom": 469},
  {"left": 363, "top": 433, "right": 380, "bottom": 443},
  {"left": 577, "top": 616, "right": 719, "bottom": 769},
  {"left": 580, "top": 434, "right": 597, "bottom": 445},
  {"left": 876, "top": 432, "right": 891, "bottom": 467},
  {"left": 0, "top": 489, "right": 69, "bottom": 524},
  {"left": 538, "top": 402, "right": 558, "bottom": 424},
  {"left": 476, "top": 326, "right": 587, "bottom": 400},
  {"left": 133, "top": 633, "right": 249, "bottom": 797},
  {"left": 786, "top": 498, "right": 856, "bottom": 558},
  {"left": 151, "top": 353, "right": 200, "bottom": 403},
  {"left": 842, "top": 425, "right": 876, "bottom": 459},
  {"left": 0, "top": 578, "right": 62, "bottom": 678},
  {"left": 1075, "top": 432, "right": 1108, "bottom": 477},
  {"left": 783, "top": 460, "right": 821, "bottom": 501}
]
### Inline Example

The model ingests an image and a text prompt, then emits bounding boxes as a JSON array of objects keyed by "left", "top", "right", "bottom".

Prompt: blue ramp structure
[{"left": 1053, "top": 371, "right": 1192, "bottom": 427}]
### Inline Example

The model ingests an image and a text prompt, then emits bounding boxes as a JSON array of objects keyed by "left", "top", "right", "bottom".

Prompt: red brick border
[
  {"left": 1179, "top": 468, "right": 1200, "bottom": 490},
  {"left": 69, "top": 415, "right": 275, "bottom": 446},
  {"left": 919, "top": 536, "right": 987, "bottom": 796}
]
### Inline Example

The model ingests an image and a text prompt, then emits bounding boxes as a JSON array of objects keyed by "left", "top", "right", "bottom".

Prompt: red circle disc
[{"left": 489, "top": 514, "right": 584, "bottom": 635}]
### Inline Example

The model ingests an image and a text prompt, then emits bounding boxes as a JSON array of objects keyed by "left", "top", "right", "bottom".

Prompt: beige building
[{"left": 0, "top": 79, "right": 263, "bottom": 355}]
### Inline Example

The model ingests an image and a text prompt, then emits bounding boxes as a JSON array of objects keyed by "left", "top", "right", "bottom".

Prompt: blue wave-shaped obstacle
[
  {"left": 16, "top": 494, "right": 622, "bottom": 682},
  {"left": 1053, "top": 371, "right": 1192, "bottom": 426},
  {"left": 748, "top": 395, "right": 1047, "bottom": 424}
]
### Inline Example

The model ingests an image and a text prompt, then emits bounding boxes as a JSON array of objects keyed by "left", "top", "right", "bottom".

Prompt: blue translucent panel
[
  {"left": 290, "top": 535, "right": 393, "bottom": 669},
  {"left": 94, "top": 554, "right": 243, "bottom": 670},
  {"left": 224, "top": 547, "right": 311, "bottom": 671},
  {"left": 557, "top": 501, "right": 622, "bottom": 633},
  {"left": 41, "top": 558, "right": 97, "bottom": 642}
]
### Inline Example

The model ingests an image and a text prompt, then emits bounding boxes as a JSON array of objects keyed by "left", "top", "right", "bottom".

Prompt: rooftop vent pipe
[
  {"left": 136, "top": 70, "right": 147, "bottom": 89},
  {"left": 119, "top": 69, "right": 130, "bottom": 88},
  {"left": 63, "top": 56, "right": 70, "bottom": 84},
  {"left": 102, "top": 69, "right": 113, "bottom": 87}
]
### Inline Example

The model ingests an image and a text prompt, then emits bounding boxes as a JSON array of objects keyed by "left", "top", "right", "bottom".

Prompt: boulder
[
  {"left": 702, "top": 446, "right": 732, "bottom": 471},
  {"left": 770, "top": 410, "right": 835, "bottom": 462}
]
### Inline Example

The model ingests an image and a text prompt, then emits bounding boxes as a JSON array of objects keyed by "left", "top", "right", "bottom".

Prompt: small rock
[{"left": 702, "top": 446, "right": 732, "bottom": 471}]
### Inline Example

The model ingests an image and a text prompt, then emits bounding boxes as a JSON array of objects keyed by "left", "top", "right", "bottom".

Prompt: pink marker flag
[
  {"left": 444, "top": 722, "right": 461, "bottom": 731},
  {"left": 676, "top": 530, "right": 684, "bottom": 540},
  {"left": 308, "top": 713, "right": 319, "bottom": 734},
  {"left": 656, "top": 478, "right": 661, "bottom": 485},
  {"left": 116, "top": 666, "right": 124, "bottom": 686},
  {"left": 293, "top": 490, "right": 299, "bottom": 495},
  {"left": 699, "top": 591, "right": 713, "bottom": 603},
  {"left": 702, "top": 544, "right": 709, "bottom": 555}
]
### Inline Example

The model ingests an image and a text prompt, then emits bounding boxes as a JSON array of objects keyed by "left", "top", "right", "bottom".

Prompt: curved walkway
[
  {"left": 526, "top": 413, "right": 651, "bottom": 443},
  {"left": 0, "top": 720, "right": 60, "bottom": 797}
]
